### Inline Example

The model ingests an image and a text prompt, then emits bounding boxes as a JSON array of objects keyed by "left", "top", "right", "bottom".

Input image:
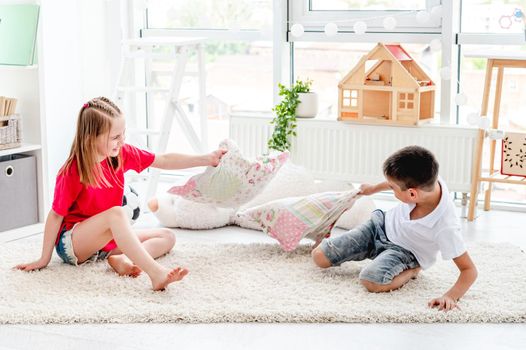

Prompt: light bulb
[
  {"left": 455, "top": 93, "right": 468, "bottom": 106},
  {"left": 430, "top": 38, "right": 442, "bottom": 52},
  {"left": 479, "top": 117, "right": 490, "bottom": 129},
  {"left": 324, "top": 22, "right": 338, "bottom": 37},
  {"left": 353, "top": 21, "right": 367, "bottom": 35},
  {"left": 416, "top": 10, "right": 431, "bottom": 24},
  {"left": 431, "top": 5, "right": 443, "bottom": 21},
  {"left": 467, "top": 112, "right": 481, "bottom": 126},
  {"left": 291, "top": 23, "right": 304, "bottom": 37},
  {"left": 383, "top": 17, "right": 397, "bottom": 31}
]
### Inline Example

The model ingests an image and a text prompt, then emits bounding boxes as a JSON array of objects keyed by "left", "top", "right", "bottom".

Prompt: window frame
[{"left": 290, "top": 0, "right": 442, "bottom": 34}]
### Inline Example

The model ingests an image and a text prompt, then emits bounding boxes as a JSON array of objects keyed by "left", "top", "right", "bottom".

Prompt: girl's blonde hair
[{"left": 60, "top": 96, "right": 123, "bottom": 188}]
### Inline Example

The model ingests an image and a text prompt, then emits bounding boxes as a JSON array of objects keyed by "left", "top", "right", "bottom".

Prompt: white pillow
[
  {"left": 152, "top": 194, "right": 234, "bottom": 229},
  {"left": 168, "top": 139, "right": 289, "bottom": 208},
  {"left": 335, "top": 196, "right": 376, "bottom": 230}
]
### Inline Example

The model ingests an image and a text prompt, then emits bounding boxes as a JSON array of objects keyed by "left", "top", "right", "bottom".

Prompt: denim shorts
[
  {"left": 320, "top": 209, "right": 420, "bottom": 285},
  {"left": 55, "top": 224, "right": 111, "bottom": 266}
]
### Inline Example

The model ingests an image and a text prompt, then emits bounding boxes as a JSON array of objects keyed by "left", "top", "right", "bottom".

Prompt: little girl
[{"left": 16, "top": 96, "right": 225, "bottom": 290}]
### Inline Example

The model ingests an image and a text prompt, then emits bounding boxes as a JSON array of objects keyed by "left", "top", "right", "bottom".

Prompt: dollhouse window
[
  {"left": 398, "top": 92, "right": 415, "bottom": 110},
  {"left": 350, "top": 90, "right": 358, "bottom": 107},
  {"left": 343, "top": 89, "right": 358, "bottom": 108}
]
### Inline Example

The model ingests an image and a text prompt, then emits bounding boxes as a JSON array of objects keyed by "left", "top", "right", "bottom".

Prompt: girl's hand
[
  {"left": 14, "top": 257, "right": 50, "bottom": 272},
  {"left": 207, "top": 149, "right": 227, "bottom": 167},
  {"left": 428, "top": 295, "right": 460, "bottom": 312}
]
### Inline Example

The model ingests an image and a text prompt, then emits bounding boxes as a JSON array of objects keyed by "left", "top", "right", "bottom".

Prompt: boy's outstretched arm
[
  {"left": 359, "top": 181, "right": 390, "bottom": 195},
  {"left": 428, "top": 251, "right": 477, "bottom": 311}
]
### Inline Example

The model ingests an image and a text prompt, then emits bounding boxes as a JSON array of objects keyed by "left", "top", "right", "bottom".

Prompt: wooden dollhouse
[{"left": 338, "top": 43, "right": 436, "bottom": 126}]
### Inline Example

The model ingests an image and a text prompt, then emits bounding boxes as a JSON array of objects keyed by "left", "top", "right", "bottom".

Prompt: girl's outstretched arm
[
  {"left": 151, "top": 149, "right": 226, "bottom": 170},
  {"left": 15, "top": 210, "right": 63, "bottom": 271}
]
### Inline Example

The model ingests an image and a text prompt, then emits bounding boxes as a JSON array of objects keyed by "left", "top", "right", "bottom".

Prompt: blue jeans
[
  {"left": 320, "top": 210, "right": 419, "bottom": 285},
  {"left": 55, "top": 225, "right": 111, "bottom": 266}
]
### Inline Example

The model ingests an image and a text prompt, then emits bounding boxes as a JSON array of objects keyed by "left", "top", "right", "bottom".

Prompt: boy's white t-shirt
[{"left": 385, "top": 178, "right": 466, "bottom": 270}]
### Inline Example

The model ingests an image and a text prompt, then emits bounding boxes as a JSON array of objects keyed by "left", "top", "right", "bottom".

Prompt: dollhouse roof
[
  {"left": 385, "top": 44, "right": 412, "bottom": 61},
  {"left": 338, "top": 43, "right": 433, "bottom": 88}
]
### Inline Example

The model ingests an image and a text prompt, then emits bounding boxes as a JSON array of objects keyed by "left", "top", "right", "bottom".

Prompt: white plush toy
[{"left": 149, "top": 162, "right": 376, "bottom": 231}]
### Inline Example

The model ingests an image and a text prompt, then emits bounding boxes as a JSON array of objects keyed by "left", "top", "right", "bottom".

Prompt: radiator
[{"left": 229, "top": 115, "right": 479, "bottom": 193}]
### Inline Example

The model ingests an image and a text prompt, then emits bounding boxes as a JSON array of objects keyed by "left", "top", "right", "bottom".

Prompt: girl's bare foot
[
  {"left": 108, "top": 255, "right": 142, "bottom": 278},
  {"left": 151, "top": 267, "right": 189, "bottom": 291}
]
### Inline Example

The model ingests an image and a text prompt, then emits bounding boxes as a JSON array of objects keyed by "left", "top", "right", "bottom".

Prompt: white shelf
[
  {"left": 0, "top": 65, "right": 38, "bottom": 70},
  {"left": 0, "top": 223, "right": 44, "bottom": 244},
  {"left": 0, "top": 143, "right": 42, "bottom": 157}
]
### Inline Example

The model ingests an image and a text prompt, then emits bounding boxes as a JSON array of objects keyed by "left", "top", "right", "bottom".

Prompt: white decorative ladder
[{"left": 114, "top": 37, "right": 208, "bottom": 204}]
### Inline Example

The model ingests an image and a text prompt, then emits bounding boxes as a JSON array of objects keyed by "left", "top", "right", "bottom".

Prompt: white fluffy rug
[{"left": 1, "top": 241, "right": 525, "bottom": 324}]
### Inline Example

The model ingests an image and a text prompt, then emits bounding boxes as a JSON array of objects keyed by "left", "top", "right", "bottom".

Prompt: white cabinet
[{"left": 0, "top": 52, "right": 48, "bottom": 242}]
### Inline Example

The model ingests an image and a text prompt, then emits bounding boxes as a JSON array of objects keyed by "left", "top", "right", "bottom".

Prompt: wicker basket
[{"left": 0, "top": 114, "right": 22, "bottom": 151}]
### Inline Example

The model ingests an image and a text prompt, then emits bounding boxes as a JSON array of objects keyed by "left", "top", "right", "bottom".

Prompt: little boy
[{"left": 312, "top": 145, "right": 477, "bottom": 311}]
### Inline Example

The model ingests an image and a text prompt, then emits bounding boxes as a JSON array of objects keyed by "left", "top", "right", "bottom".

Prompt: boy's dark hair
[{"left": 383, "top": 145, "right": 439, "bottom": 191}]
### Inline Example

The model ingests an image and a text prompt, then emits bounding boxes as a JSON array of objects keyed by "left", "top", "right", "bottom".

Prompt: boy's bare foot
[
  {"left": 147, "top": 198, "right": 159, "bottom": 212},
  {"left": 108, "top": 255, "right": 142, "bottom": 278},
  {"left": 151, "top": 267, "right": 189, "bottom": 291}
]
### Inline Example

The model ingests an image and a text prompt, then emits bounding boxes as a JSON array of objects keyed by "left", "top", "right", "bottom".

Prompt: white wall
[{"left": 39, "top": 0, "right": 121, "bottom": 198}]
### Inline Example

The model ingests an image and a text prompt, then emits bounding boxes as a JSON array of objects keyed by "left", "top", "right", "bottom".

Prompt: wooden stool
[{"left": 466, "top": 52, "right": 526, "bottom": 221}]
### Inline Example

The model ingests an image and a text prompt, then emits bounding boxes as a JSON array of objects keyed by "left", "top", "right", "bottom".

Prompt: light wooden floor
[{"left": 1, "top": 200, "right": 525, "bottom": 350}]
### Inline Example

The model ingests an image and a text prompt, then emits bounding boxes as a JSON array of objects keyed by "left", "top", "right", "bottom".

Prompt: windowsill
[{"left": 229, "top": 112, "right": 477, "bottom": 129}]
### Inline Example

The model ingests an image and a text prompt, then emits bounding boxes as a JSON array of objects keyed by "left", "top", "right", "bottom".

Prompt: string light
[
  {"left": 430, "top": 5, "right": 443, "bottom": 22},
  {"left": 290, "top": 23, "right": 304, "bottom": 37},
  {"left": 416, "top": 10, "right": 431, "bottom": 24},
  {"left": 430, "top": 38, "right": 442, "bottom": 52},
  {"left": 353, "top": 21, "right": 367, "bottom": 35},
  {"left": 455, "top": 92, "right": 468, "bottom": 106}
]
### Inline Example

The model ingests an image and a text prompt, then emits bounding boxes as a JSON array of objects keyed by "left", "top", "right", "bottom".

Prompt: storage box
[
  {"left": 0, "top": 114, "right": 22, "bottom": 150},
  {"left": 0, "top": 154, "right": 38, "bottom": 232}
]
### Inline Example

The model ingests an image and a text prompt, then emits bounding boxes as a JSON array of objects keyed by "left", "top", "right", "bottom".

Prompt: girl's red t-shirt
[{"left": 52, "top": 144, "right": 155, "bottom": 251}]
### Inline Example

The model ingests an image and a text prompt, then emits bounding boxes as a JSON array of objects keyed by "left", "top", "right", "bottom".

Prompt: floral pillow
[
  {"left": 235, "top": 190, "right": 361, "bottom": 251},
  {"left": 168, "top": 139, "right": 289, "bottom": 208}
]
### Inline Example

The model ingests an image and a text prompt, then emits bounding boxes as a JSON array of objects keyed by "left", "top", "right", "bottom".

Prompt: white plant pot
[{"left": 295, "top": 92, "right": 318, "bottom": 118}]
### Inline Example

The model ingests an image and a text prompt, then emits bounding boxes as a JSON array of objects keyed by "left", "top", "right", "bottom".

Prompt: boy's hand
[
  {"left": 14, "top": 257, "right": 50, "bottom": 272},
  {"left": 359, "top": 183, "right": 376, "bottom": 195},
  {"left": 428, "top": 295, "right": 460, "bottom": 312},
  {"left": 207, "top": 149, "right": 227, "bottom": 167}
]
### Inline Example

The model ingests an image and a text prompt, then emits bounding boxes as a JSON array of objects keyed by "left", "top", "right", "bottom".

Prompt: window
[
  {"left": 310, "top": 0, "right": 428, "bottom": 11},
  {"left": 141, "top": 0, "right": 273, "bottom": 155},
  {"left": 291, "top": 0, "right": 442, "bottom": 33},
  {"left": 140, "top": 0, "right": 525, "bottom": 206},
  {"left": 461, "top": 0, "right": 526, "bottom": 34},
  {"left": 146, "top": 0, "right": 272, "bottom": 30}
]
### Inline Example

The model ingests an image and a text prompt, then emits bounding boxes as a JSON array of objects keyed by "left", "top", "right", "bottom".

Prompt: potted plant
[{"left": 268, "top": 79, "right": 316, "bottom": 152}]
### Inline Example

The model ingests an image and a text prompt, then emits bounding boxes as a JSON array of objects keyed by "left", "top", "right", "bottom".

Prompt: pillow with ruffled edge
[
  {"left": 235, "top": 174, "right": 375, "bottom": 232},
  {"left": 151, "top": 194, "right": 235, "bottom": 229},
  {"left": 168, "top": 139, "right": 289, "bottom": 208},
  {"left": 235, "top": 190, "right": 361, "bottom": 251}
]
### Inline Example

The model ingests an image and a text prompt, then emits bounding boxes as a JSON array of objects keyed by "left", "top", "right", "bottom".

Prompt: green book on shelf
[{"left": 0, "top": 4, "right": 39, "bottom": 66}]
